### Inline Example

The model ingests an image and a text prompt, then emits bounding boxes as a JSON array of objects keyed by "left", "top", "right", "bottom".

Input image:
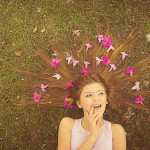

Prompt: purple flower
[
  {"left": 85, "top": 44, "right": 92, "bottom": 51},
  {"left": 96, "top": 34, "right": 104, "bottom": 43},
  {"left": 40, "top": 84, "right": 48, "bottom": 92},
  {"left": 84, "top": 61, "right": 90, "bottom": 68}
]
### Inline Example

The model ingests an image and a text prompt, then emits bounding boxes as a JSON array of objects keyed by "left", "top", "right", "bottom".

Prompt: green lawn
[{"left": 0, "top": 0, "right": 149, "bottom": 149}]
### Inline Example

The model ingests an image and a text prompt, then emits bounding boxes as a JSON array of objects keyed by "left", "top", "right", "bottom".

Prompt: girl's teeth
[{"left": 93, "top": 105, "right": 101, "bottom": 109}]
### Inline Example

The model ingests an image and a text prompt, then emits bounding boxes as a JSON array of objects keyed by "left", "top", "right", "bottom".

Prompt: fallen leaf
[
  {"left": 123, "top": 107, "right": 134, "bottom": 121},
  {"left": 41, "top": 28, "right": 45, "bottom": 33},
  {"left": 14, "top": 51, "right": 22, "bottom": 57},
  {"left": 33, "top": 27, "right": 38, "bottom": 32},
  {"left": 143, "top": 80, "right": 149, "bottom": 87},
  {"left": 12, "top": 42, "right": 16, "bottom": 46},
  {"left": 37, "top": 7, "right": 42, "bottom": 13},
  {"left": 0, "top": 40, "right": 5, "bottom": 46}
]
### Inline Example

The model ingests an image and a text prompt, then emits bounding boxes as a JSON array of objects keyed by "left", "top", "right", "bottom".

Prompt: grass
[{"left": 0, "top": 0, "right": 150, "bottom": 149}]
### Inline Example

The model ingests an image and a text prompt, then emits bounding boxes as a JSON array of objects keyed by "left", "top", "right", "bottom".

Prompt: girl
[
  {"left": 17, "top": 31, "right": 150, "bottom": 150},
  {"left": 58, "top": 74, "right": 127, "bottom": 150}
]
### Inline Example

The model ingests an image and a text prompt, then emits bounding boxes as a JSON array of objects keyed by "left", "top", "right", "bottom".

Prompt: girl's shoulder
[
  {"left": 59, "top": 117, "right": 75, "bottom": 131},
  {"left": 111, "top": 123, "right": 126, "bottom": 139}
]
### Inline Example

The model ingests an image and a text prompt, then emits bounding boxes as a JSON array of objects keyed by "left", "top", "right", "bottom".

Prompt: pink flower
[
  {"left": 64, "top": 95, "right": 68, "bottom": 99},
  {"left": 84, "top": 61, "right": 90, "bottom": 68},
  {"left": 40, "top": 84, "right": 48, "bottom": 92},
  {"left": 126, "top": 68, "right": 135, "bottom": 77},
  {"left": 102, "top": 56, "right": 110, "bottom": 66},
  {"left": 66, "top": 56, "right": 73, "bottom": 65},
  {"left": 64, "top": 96, "right": 74, "bottom": 108},
  {"left": 34, "top": 91, "right": 42, "bottom": 102},
  {"left": 64, "top": 101, "right": 74, "bottom": 108},
  {"left": 108, "top": 64, "right": 116, "bottom": 72},
  {"left": 50, "top": 59, "right": 60, "bottom": 68},
  {"left": 85, "top": 44, "right": 92, "bottom": 51},
  {"left": 72, "top": 59, "right": 79, "bottom": 68},
  {"left": 96, "top": 34, "right": 104, "bottom": 43},
  {"left": 134, "top": 95, "right": 144, "bottom": 104},
  {"left": 67, "top": 80, "right": 73, "bottom": 89},
  {"left": 103, "top": 37, "right": 112, "bottom": 47},
  {"left": 95, "top": 57, "right": 103, "bottom": 66},
  {"left": 80, "top": 68, "right": 91, "bottom": 75},
  {"left": 73, "top": 30, "right": 80, "bottom": 36},
  {"left": 52, "top": 73, "right": 61, "bottom": 80},
  {"left": 120, "top": 52, "right": 128, "bottom": 60},
  {"left": 107, "top": 45, "right": 115, "bottom": 52},
  {"left": 131, "top": 82, "right": 140, "bottom": 91}
]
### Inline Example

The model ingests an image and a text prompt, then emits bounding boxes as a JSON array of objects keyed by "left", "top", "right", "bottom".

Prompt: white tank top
[{"left": 71, "top": 118, "right": 112, "bottom": 150}]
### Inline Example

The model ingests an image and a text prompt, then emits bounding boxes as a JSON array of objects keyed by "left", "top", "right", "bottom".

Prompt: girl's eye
[
  {"left": 98, "top": 92, "right": 104, "bottom": 95},
  {"left": 86, "top": 94, "right": 92, "bottom": 97}
]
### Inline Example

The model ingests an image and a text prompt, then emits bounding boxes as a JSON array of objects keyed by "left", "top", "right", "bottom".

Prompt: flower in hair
[
  {"left": 120, "top": 52, "right": 128, "bottom": 60},
  {"left": 34, "top": 91, "right": 42, "bottom": 102},
  {"left": 107, "top": 45, "right": 115, "bottom": 52},
  {"left": 50, "top": 59, "right": 60, "bottom": 68},
  {"left": 67, "top": 80, "right": 73, "bottom": 89},
  {"left": 66, "top": 56, "right": 73, "bottom": 65},
  {"left": 95, "top": 57, "right": 103, "bottom": 66},
  {"left": 126, "top": 68, "right": 135, "bottom": 77},
  {"left": 80, "top": 68, "right": 91, "bottom": 75},
  {"left": 96, "top": 34, "right": 104, "bottom": 43},
  {"left": 51, "top": 50, "right": 58, "bottom": 57},
  {"left": 85, "top": 44, "right": 92, "bottom": 51},
  {"left": 103, "top": 37, "right": 112, "bottom": 47},
  {"left": 131, "top": 81, "right": 140, "bottom": 91},
  {"left": 40, "top": 84, "right": 48, "bottom": 92},
  {"left": 73, "top": 29, "right": 80, "bottom": 36},
  {"left": 64, "top": 101, "right": 74, "bottom": 108},
  {"left": 102, "top": 56, "right": 110, "bottom": 66},
  {"left": 73, "top": 59, "right": 79, "bottom": 68},
  {"left": 64, "top": 95, "right": 74, "bottom": 108},
  {"left": 84, "top": 61, "right": 90, "bottom": 68},
  {"left": 52, "top": 73, "right": 61, "bottom": 80},
  {"left": 108, "top": 64, "right": 116, "bottom": 72},
  {"left": 134, "top": 95, "right": 144, "bottom": 104}
]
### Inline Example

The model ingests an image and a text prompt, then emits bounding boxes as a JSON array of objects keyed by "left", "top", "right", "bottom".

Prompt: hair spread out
[{"left": 16, "top": 31, "right": 150, "bottom": 111}]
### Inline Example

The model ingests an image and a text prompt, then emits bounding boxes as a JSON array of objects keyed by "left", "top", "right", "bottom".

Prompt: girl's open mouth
[{"left": 93, "top": 104, "right": 102, "bottom": 109}]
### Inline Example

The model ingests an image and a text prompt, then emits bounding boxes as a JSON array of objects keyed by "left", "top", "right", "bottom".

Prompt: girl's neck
[{"left": 81, "top": 117, "right": 104, "bottom": 132}]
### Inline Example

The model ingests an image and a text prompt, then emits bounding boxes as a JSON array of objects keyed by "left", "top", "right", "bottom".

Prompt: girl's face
[{"left": 77, "top": 82, "right": 107, "bottom": 114}]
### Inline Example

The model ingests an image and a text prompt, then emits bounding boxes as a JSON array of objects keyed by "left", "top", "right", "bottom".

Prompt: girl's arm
[
  {"left": 58, "top": 117, "right": 73, "bottom": 150},
  {"left": 112, "top": 124, "right": 126, "bottom": 150}
]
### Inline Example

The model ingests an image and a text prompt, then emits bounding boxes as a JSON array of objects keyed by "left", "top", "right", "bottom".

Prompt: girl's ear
[
  {"left": 106, "top": 101, "right": 108, "bottom": 104},
  {"left": 76, "top": 100, "right": 82, "bottom": 108}
]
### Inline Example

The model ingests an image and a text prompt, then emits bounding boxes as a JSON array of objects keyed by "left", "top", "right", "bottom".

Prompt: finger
[
  {"left": 93, "top": 112, "right": 102, "bottom": 122},
  {"left": 90, "top": 107, "right": 94, "bottom": 116},
  {"left": 93, "top": 115, "right": 101, "bottom": 126},
  {"left": 92, "top": 112, "right": 100, "bottom": 118},
  {"left": 85, "top": 109, "right": 90, "bottom": 117}
]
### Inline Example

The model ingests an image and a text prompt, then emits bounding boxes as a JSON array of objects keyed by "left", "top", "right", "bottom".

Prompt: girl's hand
[{"left": 85, "top": 107, "right": 103, "bottom": 140}]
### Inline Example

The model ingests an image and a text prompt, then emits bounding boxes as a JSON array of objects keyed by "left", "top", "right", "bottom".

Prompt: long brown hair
[{"left": 15, "top": 31, "right": 150, "bottom": 110}]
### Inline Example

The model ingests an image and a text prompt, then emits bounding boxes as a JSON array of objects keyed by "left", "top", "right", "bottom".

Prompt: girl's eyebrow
[{"left": 84, "top": 90, "right": 104, "bottom": 95}]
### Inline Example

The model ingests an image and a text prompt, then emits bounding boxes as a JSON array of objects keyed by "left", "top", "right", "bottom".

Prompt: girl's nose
[{"left": 93, "top": 95, "right": 100, "bottom": 101}]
